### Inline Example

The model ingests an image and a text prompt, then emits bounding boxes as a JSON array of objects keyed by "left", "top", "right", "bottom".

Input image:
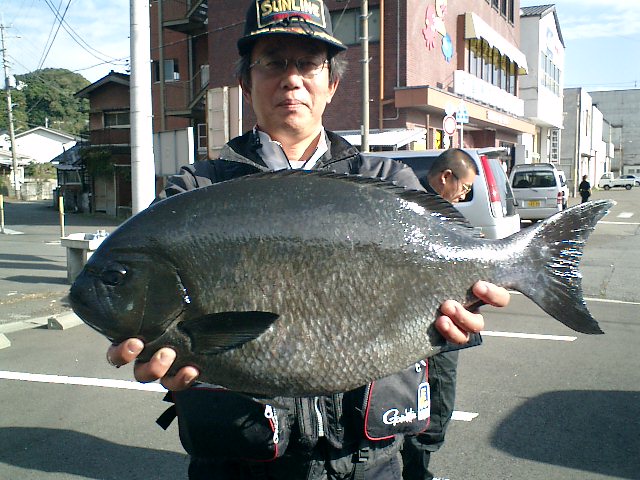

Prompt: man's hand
[
  {"left": 106, "top": 340, "right": 199, "bottom": 391},
  {"left": 435, "top": 281, "right": 510, "bottom": 344}
]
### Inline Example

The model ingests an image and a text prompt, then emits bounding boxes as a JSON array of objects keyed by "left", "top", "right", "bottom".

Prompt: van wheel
[
  {"left": 625, "top": 184, "right": 632, "bottom": 190},
  {"left": 603, "top": 185, "right": 611, "bottom": 190}
]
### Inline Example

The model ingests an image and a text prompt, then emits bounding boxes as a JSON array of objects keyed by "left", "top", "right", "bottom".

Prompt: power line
[
  {"left": 37, "top": 0, "right": 72, "bottom": 71},
  {"left": 42, "top": 0, "right": 123, "bottom": 64}
]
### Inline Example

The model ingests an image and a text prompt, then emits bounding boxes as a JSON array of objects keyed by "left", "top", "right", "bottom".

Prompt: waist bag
[
  {"left": 157, "top": 384, "right": 293, "bottom": 461},
  {"left": 362, "top": 360, "right": 430, "bottom": 440},
  {"left": 157, "top": 362, "right": 430, "bottom": 460}
]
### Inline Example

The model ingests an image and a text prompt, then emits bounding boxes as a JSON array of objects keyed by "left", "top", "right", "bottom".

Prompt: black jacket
[{"left": 159, "top": 130, "right": 433, "bottom": 462}]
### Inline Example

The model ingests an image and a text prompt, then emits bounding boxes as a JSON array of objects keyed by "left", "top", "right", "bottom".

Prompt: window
[
  {"left": 197, "top": 123, "right": 207, "bottom": 153},
  {"left": 467, "top": 38, "right": 519, "bottom": 96},
  {"left": 104, "top": 111, "right": 130, "bottom": 128},
  {"left": 492, "top": 0, "right": 499, "bottom": 10},
  {"left": 507, "top": 0, "right": 515, "bottom": 23},
  {"left": 550, "top": 129, "right": 560, "bottom": 163},
  {"left": 539, "top": 51, "right": 561, "bottom": 96},
  {"left": 500, "top": 0, "right": 507, "bottom": 17},
  {"left": 152, "top": 59, "right": 180, "bottom": 82},
  {"left": 331, "top": 7, "right": 380, "bottom": 46}
]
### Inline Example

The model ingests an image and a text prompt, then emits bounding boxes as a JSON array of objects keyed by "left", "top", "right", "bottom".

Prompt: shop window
[{"left": 466, "top": 38, "right": 519, "bottom": 96}]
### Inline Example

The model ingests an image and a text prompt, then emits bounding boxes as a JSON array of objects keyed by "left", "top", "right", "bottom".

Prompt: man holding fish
[{"left": 104, "top": 1, "right": 512, "bottom": 478}]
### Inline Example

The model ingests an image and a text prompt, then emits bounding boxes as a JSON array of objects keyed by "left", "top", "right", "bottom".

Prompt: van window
[{"left": 512, "top": 171, "right": 557, "bottom": 189}]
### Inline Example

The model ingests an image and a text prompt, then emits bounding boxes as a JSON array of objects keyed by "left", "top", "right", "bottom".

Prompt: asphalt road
[
  {"left": 1, "top": 188, "right": 639, "bottom": 479},
  {"left": 0, "top": 199, "right": 120, "bottom": 325}
]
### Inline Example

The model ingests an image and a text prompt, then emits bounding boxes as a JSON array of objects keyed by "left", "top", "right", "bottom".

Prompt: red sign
[{"left": 443, "top": 115, "right": 456, "bottom": 136}]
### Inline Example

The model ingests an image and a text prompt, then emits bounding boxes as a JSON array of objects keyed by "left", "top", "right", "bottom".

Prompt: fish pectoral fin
[{"left": 179, "top": 311, "right": 278, "bottom": 354}]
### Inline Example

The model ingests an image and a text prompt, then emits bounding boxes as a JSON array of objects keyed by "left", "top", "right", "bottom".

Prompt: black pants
[
  {"left": 401, "top": 350, "right": 460, "bottom": 480},
  {"left": 188, "top": 437, "right": 404, "bottom": 480}
]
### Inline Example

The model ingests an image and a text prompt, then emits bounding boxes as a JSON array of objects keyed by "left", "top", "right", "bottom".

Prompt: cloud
[
  {"left": 554, "top": 1, "right": 640, "bottom": 40},
  {"left": 3, "top": 0, "right": 130, "bottom": 81}
]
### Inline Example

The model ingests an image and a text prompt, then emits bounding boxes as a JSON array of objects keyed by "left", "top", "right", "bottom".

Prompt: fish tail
[{"left": 508, "top": 199, "right": 615, "bottom": 334}]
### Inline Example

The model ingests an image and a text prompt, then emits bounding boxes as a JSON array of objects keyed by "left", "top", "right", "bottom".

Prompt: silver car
[{"left": 509, "top": 163, "right": 565, "bottom": 221}]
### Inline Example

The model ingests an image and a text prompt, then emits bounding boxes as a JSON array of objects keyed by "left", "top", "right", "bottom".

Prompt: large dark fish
[{"left": 69, "top": 171, "right": 613, "bottom": 397}]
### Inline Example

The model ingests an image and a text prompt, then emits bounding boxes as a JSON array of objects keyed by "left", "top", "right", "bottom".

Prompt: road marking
[
  {"left": 617, "top": 212, "right": 634, "bottom": 219},
  {"left": 452, "top": 410, "right": 478, "bottom": 421},
  {"left": 599, "top": 220, "right": 640, "bottom": 225},
  {"left": 510, "top": 291, "right": 640, "bottom": 306},
  {"left": 481, "top": 331, "right": 576, "bottom": 341},
  {"left": 0, "top": 228, "right": 24, "bottom": 235},
  {"left": 0, "top": 370, "right": 167, "bottom": 392},
  {"left": 0, "top": 369, "right": 484, "bottom": 423}
]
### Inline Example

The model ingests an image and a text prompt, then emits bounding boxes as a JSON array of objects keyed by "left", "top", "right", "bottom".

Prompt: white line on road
[
  {"left": 0, "top": 370, "right": 167, "bottom": 392},
  {"left": 481, "top": 331, "right": 576, "bottom": 341},
  {"left": 599, "top": 220, "right": 640, "bottom": 225},
  {"left": 0, "top": 369, "right": 482, "bottom": 423},
  {"left": 452, "top": 410, "right": 479, "bottom": 421},
  {"left": 617, "top": 212, "right": 634, "bottom": 219},
  {"left": 510, "top": 291, "right": 640, "bottom": 306}
]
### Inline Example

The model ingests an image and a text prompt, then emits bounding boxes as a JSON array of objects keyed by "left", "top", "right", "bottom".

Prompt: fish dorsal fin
[
  {"left": 237, "top": 170, "right": 474, "bottom": 231},
  {"left": 179, "top": 311, "right": 278, "bottom": 354}
]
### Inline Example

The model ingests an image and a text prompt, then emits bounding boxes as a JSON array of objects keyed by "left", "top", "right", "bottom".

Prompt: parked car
[
  {"left": 598, "top": 172, "right": 635, "bottom": 190},
  {"left": 363, "top": 148, "right": 520, "bottom": 239},
  {"left": 619, "top": 174, "right": 640, "bottom": 187},
  {"left": 509, "top": 163, "right": 566, "bottom": 221}
]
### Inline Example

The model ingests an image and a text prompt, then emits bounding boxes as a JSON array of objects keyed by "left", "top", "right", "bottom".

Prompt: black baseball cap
[{"left": 237, "top": 0, "right": 347, "bottom": 56}]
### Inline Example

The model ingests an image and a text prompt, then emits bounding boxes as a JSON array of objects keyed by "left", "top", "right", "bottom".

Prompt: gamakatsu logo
[{"left": 382, "top": 408, "right": 418, "bottom": 426}]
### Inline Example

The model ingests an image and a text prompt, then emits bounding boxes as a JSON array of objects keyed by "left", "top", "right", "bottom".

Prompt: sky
[{"left": 0, "top": 0, "right": 639, "bottom": 91}]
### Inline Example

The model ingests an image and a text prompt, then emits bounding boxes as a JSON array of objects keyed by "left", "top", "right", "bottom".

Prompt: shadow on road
[
  {"left": 492, "top": 390, "right": 640, "bottom": 479},
  {"left": 0, "top": 427, "right": 189, "bottom": 479}
]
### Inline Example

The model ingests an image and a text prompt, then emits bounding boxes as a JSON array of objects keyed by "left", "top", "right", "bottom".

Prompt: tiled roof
[{"left": 521, "top": 5, "right": 555, "bottom": 17}]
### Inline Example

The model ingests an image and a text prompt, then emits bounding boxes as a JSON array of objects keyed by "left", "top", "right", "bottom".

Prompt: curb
[
  {"left": 0, "top": 311, "right": 82, "bottom": 341},
  {"left": 48, "top": 311, "right": 83, "bottom": 330}
]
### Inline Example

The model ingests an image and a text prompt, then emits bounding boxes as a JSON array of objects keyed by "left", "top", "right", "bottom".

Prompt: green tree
[
  {"left": 0, "top": 68, "right": 90, "bottom": 136},
  {"left": 0, "top": 87, "right": 29, "bottom": 132}
]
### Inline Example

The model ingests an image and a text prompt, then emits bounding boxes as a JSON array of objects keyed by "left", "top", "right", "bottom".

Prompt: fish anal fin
[{"left": 179, "top": 311, "right": 278, "bottom": 354}]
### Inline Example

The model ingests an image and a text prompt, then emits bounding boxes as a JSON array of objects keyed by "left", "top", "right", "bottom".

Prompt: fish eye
[{"left": 101, "top": 263, "right": 127, "bottom": 286}]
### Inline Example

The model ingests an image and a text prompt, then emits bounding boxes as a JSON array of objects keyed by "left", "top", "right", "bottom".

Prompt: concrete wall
[{"left": 590, "top": 89, "right": 640, "bottom": 175}]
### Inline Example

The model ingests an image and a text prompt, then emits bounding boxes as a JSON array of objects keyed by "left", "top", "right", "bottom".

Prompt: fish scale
[{"left": 69, "top": 170, "right": 614, "bottom": 397}]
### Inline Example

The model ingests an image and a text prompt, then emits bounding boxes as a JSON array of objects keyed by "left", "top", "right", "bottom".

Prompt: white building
[
  {"left": 519, "top": 5, "right": 565, "bottom": 166},
  {"left": 0, "top": 126, "right": 78, "bottom": 165},
  {"left": 562, "top": 88, "right": 610, "bottom": 193},
  {"left": 590, "top": 89, "right": 640, "bottom": 176}
]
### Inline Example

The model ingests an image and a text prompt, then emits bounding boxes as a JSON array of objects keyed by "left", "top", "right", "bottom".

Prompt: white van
[
  {"left": 364, "top": 148, "right": 520, "bottom": 239},
  {"left": 509, "top": 163, "right": 566, "bottom": 220}
]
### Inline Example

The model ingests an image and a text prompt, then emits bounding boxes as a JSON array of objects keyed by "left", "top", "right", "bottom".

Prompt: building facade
[
  {"left": 561, "top": 88, "right": 611, "bottom": 194},
  {"left": 74, "top": 71, "right": 132, "bottom": 217},
  {"left": 519, "top": 5, "right": 564, "bottom": 166},
  {"left": 590, "top": 89, "right": 640, "bottom": 176},
  {"left": 151, "top": 0, "right": 536, "bottom": 162}
]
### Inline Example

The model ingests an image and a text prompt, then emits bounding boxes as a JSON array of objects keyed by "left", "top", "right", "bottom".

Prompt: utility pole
[
  {"left": 130, "top": 0, "right": 156, "bottom": 214},
  {"left": 360, "top": 0, "right": 370, "bottom": 152},
  {"left": 1, "top": 24, "right": 20, "bottom": 199}
]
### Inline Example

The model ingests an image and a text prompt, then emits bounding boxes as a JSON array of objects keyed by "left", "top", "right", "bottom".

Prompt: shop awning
[
  {"left": 465, "top": 12, "right": 528, "bottom": 74},
  {"left": 336, "top": 128, "right": 426, "bottom": 150}
]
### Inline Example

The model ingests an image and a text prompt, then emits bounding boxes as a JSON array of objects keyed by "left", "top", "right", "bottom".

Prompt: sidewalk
[{"left": 0, "top": 198, "right": 121, "bottom": 331}]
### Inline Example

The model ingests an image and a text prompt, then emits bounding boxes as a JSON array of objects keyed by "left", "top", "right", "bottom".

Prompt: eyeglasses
[
  {"left": 452, "top": 173, "right": 473, "bottom": 194},
  {"left": 249, "top": 55, "right": 330, "bottom": 79}
]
